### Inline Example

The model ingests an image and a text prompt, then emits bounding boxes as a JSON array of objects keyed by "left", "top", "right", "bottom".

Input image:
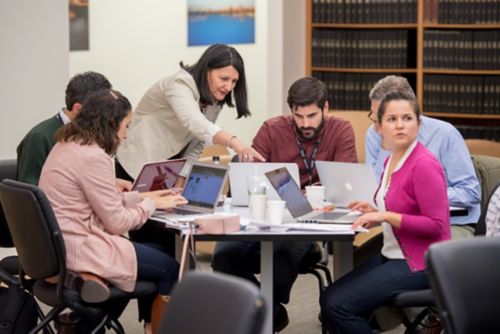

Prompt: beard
[{"left": 296, "top": 115, "right": 325, "bottom": 140}]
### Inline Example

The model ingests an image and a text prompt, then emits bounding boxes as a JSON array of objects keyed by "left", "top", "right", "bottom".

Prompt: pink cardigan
[
  {"left": 379, "top": 142, "right": 451, "bottom": 272},
  {"left": 39, "top": 142, "right": 155, "bottom": 292}
]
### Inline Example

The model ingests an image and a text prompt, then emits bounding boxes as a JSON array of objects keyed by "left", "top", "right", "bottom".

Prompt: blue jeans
[
  {"left": 132, "top": 241, "right": 179, "bottom": 322},
  {"left": 212, "top": 240, "right": 313, "bottom": 311},
  {"left": 320, "top": 254, "right": 429, "bottom": 334}
]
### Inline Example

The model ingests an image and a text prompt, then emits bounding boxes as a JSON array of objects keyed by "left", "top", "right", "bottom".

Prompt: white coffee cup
[
  {"left": 305, "top": 185, "right": 325, "bottom": 209},
  {"left": 249, "top": 194, "right": 267, "bottom": 222},
  {"left": 266, "top": 200, "right": 286, "bottom": 225}
]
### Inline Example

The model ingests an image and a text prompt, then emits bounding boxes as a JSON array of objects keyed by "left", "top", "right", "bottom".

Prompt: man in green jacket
[{"left": 17, "top": 71, "right": 111, "bottom": 184}]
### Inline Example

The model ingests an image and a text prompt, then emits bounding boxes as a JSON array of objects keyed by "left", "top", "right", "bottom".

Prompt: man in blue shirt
[{"left": 366, "top": 75, "right": 481, "bottom": 238}]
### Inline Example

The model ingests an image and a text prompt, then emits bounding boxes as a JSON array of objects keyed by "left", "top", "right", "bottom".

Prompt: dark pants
[
  {"left": 320, "top": 254, "right": 429, "bottom": 334},
  {"left": 116, "top": 160, "right": 178, "bottom": 322},
  {"left": 132, "top": 242, "right": 179, "bottom": 322},
  {"left": 212, "top": 240, "right": 313, "bottom": 312}
]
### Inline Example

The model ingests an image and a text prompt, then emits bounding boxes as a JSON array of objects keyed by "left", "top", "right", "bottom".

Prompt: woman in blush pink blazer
[{"left": 39, "top": 89, "right": 187, "bottom": 333}]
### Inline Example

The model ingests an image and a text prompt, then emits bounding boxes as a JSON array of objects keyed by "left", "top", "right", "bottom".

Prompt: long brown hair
[{"left": 55, "top": 89, "right": 131, "bottom": 156}]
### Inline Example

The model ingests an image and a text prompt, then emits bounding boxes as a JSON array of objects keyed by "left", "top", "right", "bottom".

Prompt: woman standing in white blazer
[{"left": 116, "top": 44, "right": 264, "bottom": 184}]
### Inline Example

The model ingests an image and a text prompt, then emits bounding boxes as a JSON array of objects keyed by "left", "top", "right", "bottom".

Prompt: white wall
[
  {"left": 0, "top": 0, "right": 306, "bottom": 159},
  {"left": 0, "top": 0, "right": 69, "bottom": 159}
]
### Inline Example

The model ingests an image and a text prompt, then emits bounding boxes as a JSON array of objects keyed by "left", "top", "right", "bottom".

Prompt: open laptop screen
[
  {"left": 131, "top": 159, "right": 186, "bottom": 192},
  {"left": 182, "top": 164, "right": 227, "bottom": 209},
  {"left": 265, "top": 167, "right": 312, "bottom": 218}
]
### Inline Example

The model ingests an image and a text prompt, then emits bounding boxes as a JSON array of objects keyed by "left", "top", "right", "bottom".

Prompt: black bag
[{"left": 0, "top": 285, "right": 37, "bottom": 333}]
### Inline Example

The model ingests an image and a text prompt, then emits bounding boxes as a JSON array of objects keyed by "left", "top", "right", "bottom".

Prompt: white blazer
[{"left": 117, "top": 69, "right": 222, "bottom": 178}]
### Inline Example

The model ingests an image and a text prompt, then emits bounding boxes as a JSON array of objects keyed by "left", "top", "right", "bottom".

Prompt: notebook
[
  {"left": 265, "top": 167, "right": 360, "bottom": 224},
  {"left": 228, "top": 162, "right": 300, "bottom": 206},
  {"left": 172, "top": 162, "right": 228, "bottom": 215},
  {"left": 131, "top": 159, "right": 186, "bottom": 192},
  {"left": 316, "top": 161, "right": 378, "bottom": 206}
]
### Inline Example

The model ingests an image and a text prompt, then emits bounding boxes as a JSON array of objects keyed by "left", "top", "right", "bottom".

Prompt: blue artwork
[{"left": 188, "top": 0, "right": 255, "bottom": 46}]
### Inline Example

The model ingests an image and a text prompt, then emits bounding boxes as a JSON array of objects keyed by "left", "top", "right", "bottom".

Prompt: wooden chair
[{"left": 465, "top": 139, "right": 500, "bottom": 158}]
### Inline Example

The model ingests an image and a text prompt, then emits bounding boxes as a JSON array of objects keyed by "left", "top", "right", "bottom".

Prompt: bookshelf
[{"left": 306, "top": 0, "right": 500, "bottom": 141}]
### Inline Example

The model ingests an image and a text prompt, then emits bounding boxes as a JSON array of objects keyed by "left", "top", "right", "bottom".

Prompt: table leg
[
  {"left": 333, "top": 240, "right": 353, "bottom": 280},
  {"left": 261, "top": 241, "right": 273, "bottom": 334}
]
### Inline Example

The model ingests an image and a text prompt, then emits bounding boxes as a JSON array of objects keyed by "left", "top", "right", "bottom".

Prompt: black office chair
[
  {"left": 385, "top": 182, "right": 500, "bottom": 333},
  {"left": 0, "top": 159, "right": 18, "bottom": 274},
  {"left": 0, "top": 179, "right": 157, "bottom": 333},
  {"left": 426, "top": 236, "right": 500, "bottom": 333},
  {"left": 158, "top": 271, "right": 266, "bottom": 334}
]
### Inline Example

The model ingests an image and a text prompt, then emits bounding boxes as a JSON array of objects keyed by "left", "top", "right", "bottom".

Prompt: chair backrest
[
  {"left": 466, "top": 139, "right": 500, "bottom": 158},
  {"left": 159, "top": 272, "right": 266, "bottom": 334},
  {"left": 0, "top": 179, "right": 64, "bottom": 280},
  {"left": 471, "top": 154, "right": 500, "bottom": 211},
  {"left": 0, "top": 159, "right": 17, "bottom": 247},
  {"left": 426, "top": 237, "right": 500, "bottom": 334}
]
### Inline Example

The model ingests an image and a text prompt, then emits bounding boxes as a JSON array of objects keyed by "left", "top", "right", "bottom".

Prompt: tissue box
[{"left": 194, "top": 214, "right": 240, "bottom": 234}]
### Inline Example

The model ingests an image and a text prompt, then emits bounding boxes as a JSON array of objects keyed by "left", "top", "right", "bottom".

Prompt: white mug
[{"left": 266, "top": 200, "right": 286, "bottom": 225}]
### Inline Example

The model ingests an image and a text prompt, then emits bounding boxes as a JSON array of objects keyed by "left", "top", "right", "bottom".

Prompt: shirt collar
[{"left": 58, "top": 108, "right": 71, "bottom": 125}]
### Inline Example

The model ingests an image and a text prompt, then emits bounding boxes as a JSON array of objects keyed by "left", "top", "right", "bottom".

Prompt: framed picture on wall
[
  {"left": 69, "top": 0, "right": 89, "bottom": 51},
  {"left": 188, "top": 0, "right": 255, "bottom": 46}
]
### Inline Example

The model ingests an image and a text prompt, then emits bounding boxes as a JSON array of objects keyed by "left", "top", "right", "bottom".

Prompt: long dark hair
[
  {"left": 56, "top": 89, "right": 131, "bottom": 156},
  {"left": 181, "top": 44, "right": 250, "bottom": 118}
]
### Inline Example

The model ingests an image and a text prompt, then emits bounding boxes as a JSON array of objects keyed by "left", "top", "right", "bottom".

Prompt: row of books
[
  {"left": 424, "top": 30, "right": 500, "bottom": 70},
  {"left": 455, "top": 125, "right": 500, "bottom": 142},
  {"left": 425, "top": 0, "right": 500, "bottom": 24},
  {"left": 312, "top": 29, "right": 416, "bottom": 68},
  {"left": 312, "top": 0, "right": 417, "bottom": 23},
  {"left": 423, "top": 75, "right": 500, "bottom": 114},
  {"left": 312, "top": 71, "right": 416, "bottom": 111}
]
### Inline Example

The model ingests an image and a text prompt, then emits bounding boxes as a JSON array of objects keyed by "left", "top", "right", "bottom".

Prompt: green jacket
[{"left": 17, "top": 114, "right": 63, "bottom": 185}]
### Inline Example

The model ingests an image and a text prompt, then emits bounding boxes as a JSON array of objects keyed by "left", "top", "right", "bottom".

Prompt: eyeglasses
[{"left": 367, "top": 110, "right": 377, "bottom": 123}]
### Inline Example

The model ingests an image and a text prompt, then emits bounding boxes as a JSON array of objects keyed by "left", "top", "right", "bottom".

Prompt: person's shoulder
[
  {"left": 413, "top": 142, "right": 442, "bottom": 168},
  {"left": 422, "top": 116, "right": 458, "bottom": 134},
  {"left": 262, "top": 114, "right": 292, "bottom": 128},
  {"left": 22, "top": 115, "right": 61, "bottom": 140},
  {"left": 326, "top": 115, "right": 354, "bottom": 128}
]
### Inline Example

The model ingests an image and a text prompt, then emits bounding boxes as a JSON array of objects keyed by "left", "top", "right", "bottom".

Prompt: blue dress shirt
[{"left": 365, "top": 115, "right": 481, "bottom": 225}]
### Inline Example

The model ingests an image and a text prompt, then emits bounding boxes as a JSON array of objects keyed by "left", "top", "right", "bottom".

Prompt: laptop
[
  {"left": 172, "top": 162, "right": 228, "bottom": 215},
  {"left": 265, "top": 167, "right": 360, "bottom": 224},
  {"left": 316, "top": 161, "right": 378, "bottom": 206},
  {"left": 228, "top": 162, "right": 300, "bottom": 206},
  {"left": 131, "top": 159, "right": 186, "bottom": 192}
]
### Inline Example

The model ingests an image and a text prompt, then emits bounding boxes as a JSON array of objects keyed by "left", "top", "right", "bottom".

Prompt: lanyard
[{"left": 295, "top": 134, "right": 322, "bottom": 186}]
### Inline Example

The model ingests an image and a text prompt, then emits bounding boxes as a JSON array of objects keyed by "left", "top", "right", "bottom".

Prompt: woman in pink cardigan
[
  {"left": 39, "top": 89, "right": 187, "bottom": 332},
  {"left": 320, "top": 90, "right": 451, "bottom": 333}
]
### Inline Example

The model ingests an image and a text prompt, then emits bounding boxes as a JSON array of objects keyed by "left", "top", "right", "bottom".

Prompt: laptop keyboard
[
  {"left": 313, "top": 211, "right": 347, "bottom": 220},
  {"left": 173, "top": 207, "right": 201, "bottom": 215}
]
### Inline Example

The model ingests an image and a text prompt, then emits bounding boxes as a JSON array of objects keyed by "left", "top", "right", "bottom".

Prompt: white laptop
[
  {"left": 228, "top": 162, "right": 300, "bottom": 206},
  {"left": 265, "top": 167, "right": 360, "bottom": 224},
  {"left": 162, "top": 162, "right": 228, "bottom": 216},
  {"left": 316, "top": 161, "right": 378, "bottom": 206},
  {"left": 131, "top": 159, "right": 186, "bottom": 192}
]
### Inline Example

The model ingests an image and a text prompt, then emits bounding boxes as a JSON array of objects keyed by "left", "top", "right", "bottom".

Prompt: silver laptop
[
  {"left": 228, "top": 162, "right": 300, "bottom": 206},
  {"left": 171, "top": 162, "right": 228, "bottom": 215},
  {"left": 131, "top": 159, "right": 186, "bottom": 192},
  {"left": 316, "top": 161, "right": 378, "bottom": 206},
  {"left": 265, "top": 167, "right": 359, "bottom": 224}
]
